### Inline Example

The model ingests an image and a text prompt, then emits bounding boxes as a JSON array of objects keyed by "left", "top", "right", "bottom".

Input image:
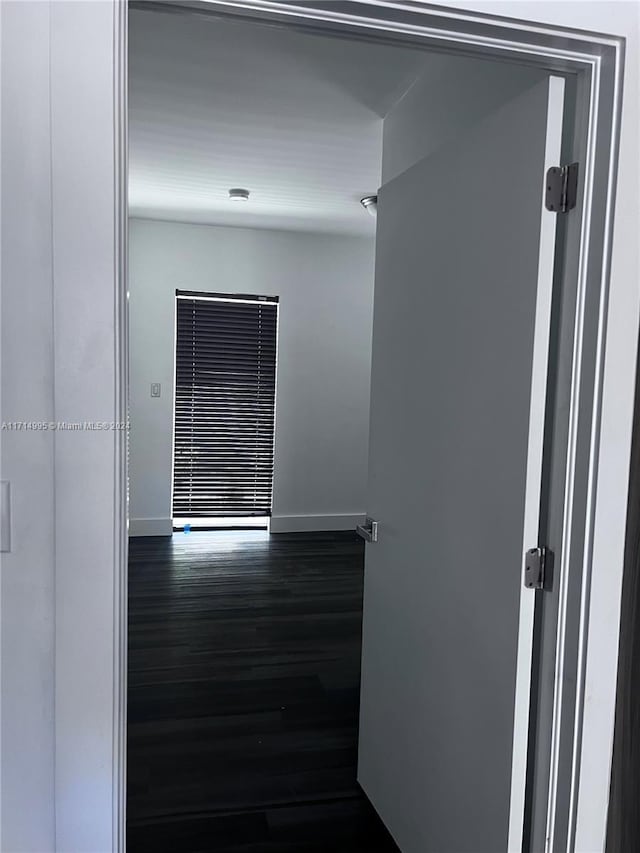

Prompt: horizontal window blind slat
[{"left": 172, "top": 294, "right": 277, "bottom": 519}]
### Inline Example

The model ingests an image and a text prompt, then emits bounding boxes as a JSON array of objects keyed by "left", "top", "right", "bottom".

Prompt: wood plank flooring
[{"left": 127, "top": 530, "right": 400, "bottom": 852}]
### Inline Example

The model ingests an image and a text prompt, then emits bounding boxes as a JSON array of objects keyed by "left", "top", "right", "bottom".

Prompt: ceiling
[{"left": 128, "top": 8, "right": 431, "bottom": 235}]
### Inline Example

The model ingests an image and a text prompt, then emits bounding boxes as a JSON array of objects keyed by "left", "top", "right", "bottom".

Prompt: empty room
[{"left": 126, "top": 3, "right": 593, "bottom": 852}]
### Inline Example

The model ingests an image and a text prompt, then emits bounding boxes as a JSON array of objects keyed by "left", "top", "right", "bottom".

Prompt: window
[{"left": 172, "top": 290, "right": 278, "bottom": 526}]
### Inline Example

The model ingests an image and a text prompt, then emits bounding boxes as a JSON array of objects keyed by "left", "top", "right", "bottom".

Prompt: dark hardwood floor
[{"left": 127, "top": 529, "right": 400, "bottom": 853}]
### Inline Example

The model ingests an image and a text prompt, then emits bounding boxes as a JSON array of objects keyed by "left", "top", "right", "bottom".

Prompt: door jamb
[{"left": 114, "top": 3, "right": 625, "bottom": 851}]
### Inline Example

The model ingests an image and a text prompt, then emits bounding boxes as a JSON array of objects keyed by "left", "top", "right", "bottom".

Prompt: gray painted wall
[
  {"left": 381, "top": 53, "right": 545, "bottom": 183},
  {"left": 128, "top": 218, "right": 375, "bottom": 533}
]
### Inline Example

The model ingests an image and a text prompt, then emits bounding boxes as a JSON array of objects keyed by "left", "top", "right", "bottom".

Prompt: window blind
[{"left": 172, "top": 291, "right": 278, "bottom": 519}]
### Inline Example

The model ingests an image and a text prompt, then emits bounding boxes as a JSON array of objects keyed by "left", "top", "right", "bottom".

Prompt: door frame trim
[
  {"left": 114, "top": 3, "right": 625, "bottom": 851},
  {"left": 511, "top": 72, "right": 566, "bottom": 853},
  {"left": 113, "top": 2, "right": 128, "bottom": 851}
]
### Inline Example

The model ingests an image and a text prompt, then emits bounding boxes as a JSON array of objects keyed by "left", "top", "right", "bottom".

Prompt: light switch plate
[
  {"left": 1, "top": 481, "right": 11, "bottom": 553},
  {"left": 150, "top": 383, "right": 161, "bottom": 398}
]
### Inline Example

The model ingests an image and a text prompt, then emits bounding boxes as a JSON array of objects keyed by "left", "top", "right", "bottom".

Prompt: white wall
[
  {"left": 0, "top": 2, "right": 56, "bottom": 850},
  {"left": 129, "top": 218, "right": 375, "bottom": 534},
  {"left": 50, "top": 2, "right": 126, "bottom": 851},
  {"left": 382, "top": 53, "right": 545, "bottom": 183},
  {"left": 1, "top": 2, "right": 125, "bottom": 851}
]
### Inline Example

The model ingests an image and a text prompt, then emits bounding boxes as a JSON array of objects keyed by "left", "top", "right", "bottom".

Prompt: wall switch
[
  {"left": 150, "top": 383, "right": 161, "bottom": 398},
  {"left": 1, "top": 481, "right": 11, "bottom": 553}
]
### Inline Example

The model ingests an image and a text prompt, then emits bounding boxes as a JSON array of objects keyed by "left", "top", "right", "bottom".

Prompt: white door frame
[{"left": 102, "top": 2, "right": 627, "bottom": 851}]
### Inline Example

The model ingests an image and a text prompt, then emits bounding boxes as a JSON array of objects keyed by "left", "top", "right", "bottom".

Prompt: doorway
[
  {"left": 121, "top": 4, "right": 624, "bottom": 853},
  {"left": 127, "top": 10, "right": 417, "bottom": 847},
  {"left": 1, "top": 0, "right": 629, "bottom": 849}
]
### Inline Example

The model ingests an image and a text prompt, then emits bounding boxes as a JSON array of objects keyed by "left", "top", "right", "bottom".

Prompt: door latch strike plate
[
  {"left": 525, "top": 546, "right": 553, "bottom": 591},
  {"left": 356, "top": 517, "right": 378, "bottom": 543},
  {"left": 545, "top": 163, "right": 579, "bottom": 213}
]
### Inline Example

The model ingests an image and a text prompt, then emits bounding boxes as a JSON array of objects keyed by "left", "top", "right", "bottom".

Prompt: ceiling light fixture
[
  {"left": 228, "top": 188, "right": 250, "bottom": 201},
  {"left": 360, "top": 195, "right": 377, "bottom": 217}
]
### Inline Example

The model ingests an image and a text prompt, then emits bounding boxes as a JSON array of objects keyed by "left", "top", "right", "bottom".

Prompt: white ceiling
[{"left": 128, "top": 8, "right": 431, "bottom": 235}]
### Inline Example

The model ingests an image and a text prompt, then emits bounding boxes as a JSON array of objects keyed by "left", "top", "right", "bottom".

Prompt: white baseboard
[
  {"left": 129, "top": 517, "right": 173, "bottom": 537},
  {"left": 269, "top": 513, "right": 366, "bottom": 534},
  {"left": 129, "top": 515, "right": 366, "bottom": 536}
]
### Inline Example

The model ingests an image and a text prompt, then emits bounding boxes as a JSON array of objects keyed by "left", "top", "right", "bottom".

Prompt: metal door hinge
[
  {"left": 545, "top": 163, "right": 579, "bottom": 213},
  {"left": 524, "top": 546, "right": 554, "bottom": 591}
]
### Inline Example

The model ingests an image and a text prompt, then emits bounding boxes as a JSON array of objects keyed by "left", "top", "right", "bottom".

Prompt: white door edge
[{"left": 507, "top": 74, "right": 566, "bottom": 853}]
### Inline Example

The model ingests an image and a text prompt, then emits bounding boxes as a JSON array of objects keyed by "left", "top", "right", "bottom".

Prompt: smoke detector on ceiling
[
  {"left": 229, "top": 188, "right": 250, "bottom": 201},
  {"left": 360, "top": 195, "right": 377, "bottom": 217}
]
